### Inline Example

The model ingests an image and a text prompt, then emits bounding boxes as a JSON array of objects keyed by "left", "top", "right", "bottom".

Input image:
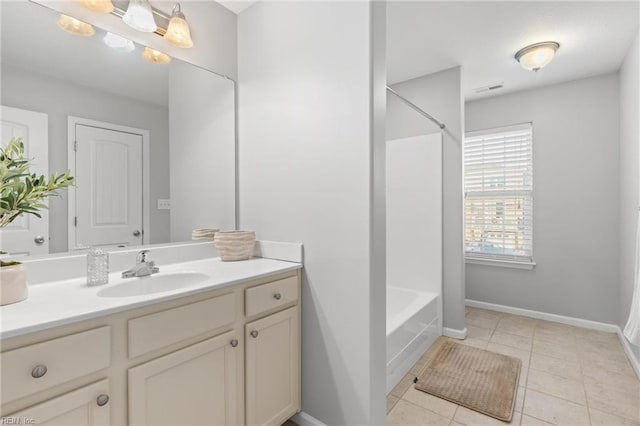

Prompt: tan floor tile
[
  {"left": 534, "top": 326, "right": 577, "bottom": 345},
  {"left": 490, "top": 330, "right": 533, "bottom": 351},
  {"left": 529, "top": 352, "right": 582, "bottom": 381},
  {"left": 573, "top": 328, "right": 619, "bottom": 343},
  {"left": 387, "top": 399, "right": 451, "bottom": 425},
  {"left": 531, "top": 338, "right": 579, "bottom": 363},
  {"left": 526, "top": 369, "right": 586, "bottom": 405},
  {"left": 466, "top": 315, "right": 500, "bottom": 330},
  {"left": 453, "top": 406, "right": 521, "bottom": 425},
  {"left": 486, "top": 342, "right": 531, "bottom": 367},
  {"left": 458, "top": 337, "right": 490, "bottom": 350},
  {"left": 387, "top": 395, "right": 399, "bottom": 414},
  {"left": 523, "top": 389, "right": 589, "bottom": 426},
  {"left": 581, "top": 353, "right": 635, "bottom": 377},
  {"left": 467, "top": 325, "right": 494, "bottom": 341},
  {"left": 390, "top": 373, "right": 414, "bottom": 398},
  {"left": 514, "top": 386, "right": 525, "bottom": 413},
  {"left": 519, "top": 414, "right": 555, "bottom": 425},
  {"left": 589, "top": 407, "right": 640, "bottom": 426},
  {"left": 582, "top": 366, "right": 640, "bottom": 394},
  {"left": 402, "top": 388, "right": 457, "bottom": 419},
  {"left": 584, "top": 381, "right": 640, "bottom": 422},
  {"left": 467, "top": 308, "right": 503, "bottom": 320},
  {"left": 496, "top": 318, "right": 536, "bottom": 338},
  {"left": 517, "top": 367, "right": 529, "bottom": 388},
  {"left": 450, "top": 421, "right": 465, "bottom": 426},
  {"left": 536, "top": 320, "right": 576, "bottom": 333}
]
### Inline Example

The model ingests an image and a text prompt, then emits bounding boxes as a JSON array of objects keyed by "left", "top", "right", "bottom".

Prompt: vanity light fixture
[
  {"left": 515, "top": 41, "right": 560, "bottom": 72},
  {"left": 123, "top": 0, "right": 157, "bottom": 33},
  {"left": 103, "top": 32, "right": 135, "bottom": 52},
  {"left": 142, "top": 46, "right": 171, "bottom": 64},
  {"left": 57, "top": 14, "right": 95, "bottom": 37},
  {"left": 78, "top": 0, "right": 114, "bottom": 14},
  {"left": 164, "top": 3, "right": 193, "bottom": 48}
]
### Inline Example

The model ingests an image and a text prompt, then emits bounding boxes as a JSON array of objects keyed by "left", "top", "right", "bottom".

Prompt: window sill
[{"left": 465, "top": 257, "right": 536, "bottom": 270}]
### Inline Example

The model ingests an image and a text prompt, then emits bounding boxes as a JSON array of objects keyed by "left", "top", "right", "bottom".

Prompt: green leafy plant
[{"left": 1, "top": 137, "right": 74, "bottom": 267}]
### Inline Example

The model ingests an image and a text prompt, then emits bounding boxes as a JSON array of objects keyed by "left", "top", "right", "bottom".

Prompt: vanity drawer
[
  {"left": 128, "top": 293, "right": 236, "bottom": 359},
  {"left": 0, "top": 326, "right": 111, "bottom": 404},
  {"left": 245, "top": 276, "right": 298, "bottom": 317}
]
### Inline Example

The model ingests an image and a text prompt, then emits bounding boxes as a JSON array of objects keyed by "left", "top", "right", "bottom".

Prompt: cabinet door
[
  {"left": 128, "top": 331, "right": 240, "bottom": 426},
  {"left": 246, "top": 307, "right": 300, "bottom": 426},
  {"left": 8, "top": 379, "right": 110, "bottom": 426}
]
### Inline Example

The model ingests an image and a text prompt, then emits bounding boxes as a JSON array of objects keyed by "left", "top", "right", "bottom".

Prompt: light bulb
[
  {"left": 103, "top": 32, "right": 135, "bottom": 52},
  {"left": 164, "top": 3, "right": 193, "bottom": 48},
  {"left": 123, "top": 0, "right": 157, "bottom": 33},
  {"left": 515, "top": 42, "right": 560, "bottom": 72},
  {"left": 57, "top": 14, "right": 95, "bottom": 37},
  {"left": 78, "top": 0, "right": 114, "bottom": 13},
  {"left": 142, "top": 47, "right": 171, "bottom": 64}
]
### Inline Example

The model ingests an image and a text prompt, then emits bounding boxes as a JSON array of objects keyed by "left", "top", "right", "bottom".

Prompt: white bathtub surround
[
  {"left": 466, "top": 299, "right": 640, "bottom": 379},
  {"left": 623, "top": 213, "right": 640, "bottom": 346},
  {"left": 386, "top": 287, "right": 440, "bottom": 393}
]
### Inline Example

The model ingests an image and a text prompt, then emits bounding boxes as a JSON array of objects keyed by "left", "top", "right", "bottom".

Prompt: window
[{"left": 464, "top": 123, "right": 533, "bottom": 265}]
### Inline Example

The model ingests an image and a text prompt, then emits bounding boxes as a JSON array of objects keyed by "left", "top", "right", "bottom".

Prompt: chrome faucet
[{"left": 122, "top": 250, "right": 160, "bottom": 278}]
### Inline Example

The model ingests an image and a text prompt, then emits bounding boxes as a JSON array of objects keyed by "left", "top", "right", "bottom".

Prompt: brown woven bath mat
[{"left": 414, "top": 338, "right": 521, "bottom": 422}]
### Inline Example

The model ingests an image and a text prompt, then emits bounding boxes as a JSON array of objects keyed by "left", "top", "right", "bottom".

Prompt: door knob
[
  {"left": 133, "top": 230, "right": 141, "bottom": 237},
  {"left": 250, "top": 330, "right": 259, "bottom": 338},
  {"left": 96, "top": 394, "right": 109, "bottom": 407},
  {"left": 34, "top": 235, "right": 45, "bottom": 245},
  {"left": 230, "top": 339, "right": 239, "bottom": 348},
  {"left": 31, "top": 365, "right": 47, "bottom": 378}
]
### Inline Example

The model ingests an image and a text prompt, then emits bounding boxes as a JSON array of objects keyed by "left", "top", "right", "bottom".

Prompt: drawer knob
[
  {"left": 96, "top": 394, "right": 110, "bottom": 407},
  {"left": 31, "top": 365, "right": 47, "bottom": 378},
  {"left": 273, "top": 292, "right": 282, "bottom": 300},
  {"left": 230, "top": 339, "right": 239, "bottom": 348},
  {"left": 250, "top": 330, "right": 259, "bottom": 338}
]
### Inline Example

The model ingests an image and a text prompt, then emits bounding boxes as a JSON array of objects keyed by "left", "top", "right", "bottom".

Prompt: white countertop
[{"left": 0, "top": 257, "right": 301, "bottom": 340}]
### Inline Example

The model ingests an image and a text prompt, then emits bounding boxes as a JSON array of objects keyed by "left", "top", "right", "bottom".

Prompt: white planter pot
[{"left": 1, "top": 263, "right": 28, "bottom": 306}]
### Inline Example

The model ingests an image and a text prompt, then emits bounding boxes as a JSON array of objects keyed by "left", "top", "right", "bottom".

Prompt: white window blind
[{"left": 464, "top": 123, "right": 533, "bottom": 262}]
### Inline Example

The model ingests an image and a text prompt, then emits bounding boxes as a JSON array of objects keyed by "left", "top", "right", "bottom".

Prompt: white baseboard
[
  {"left": 465, "top": 299, "right": 619, "bottom": 332},
  {"left": 291, "top": 411, "right": 326, "bottom": 426},
  {"left": 617, "top": 328, "right": 640, "bottom": 380},
  {"left": 466, "top": 299, "right": 640, "bottom": 380},
  {"left": 443, "top": 327, "right": 468, "bottom": 340}
]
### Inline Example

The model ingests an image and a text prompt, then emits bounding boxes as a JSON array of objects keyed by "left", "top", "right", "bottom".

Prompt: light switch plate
[{"left": 157, "top": 199, "right": 171, "bottom": 210}]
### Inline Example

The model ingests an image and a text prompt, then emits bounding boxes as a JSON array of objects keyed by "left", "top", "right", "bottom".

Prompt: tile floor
[{"left": 387, "top": 307, "right": 640, "bottom": 426}]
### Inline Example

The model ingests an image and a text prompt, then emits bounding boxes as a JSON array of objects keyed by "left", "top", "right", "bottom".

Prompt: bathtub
[{"left": 386, "top": 286, "right": 440, "bottom": 393}]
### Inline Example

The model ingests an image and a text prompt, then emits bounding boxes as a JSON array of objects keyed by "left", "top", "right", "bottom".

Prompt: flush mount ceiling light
[
  {"left": 78, "top": 0, "right": 114, "bottom": 14},
  {"left": 164, "top": 3, "right": 193, "bottom": 48},
  {"left": 103, "top": 32, "right": 135, "bottom": 52},
  {"left": 142, "top": 46, "right": 171, "bottom": 64},
  {"left": 57, "top": 14, "right": 95, "bottom": 36},
  {"left": 515, "top": 41, "right": 560, "bottom": 72},
  {"left": 123, "top": 0, "right": 157, "bottom": 33}
]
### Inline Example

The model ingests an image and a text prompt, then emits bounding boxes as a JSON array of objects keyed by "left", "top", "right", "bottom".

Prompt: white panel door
[
  {"left": 74, "top": 124, "right": 142, "bottom": 249},
  {"left": 0, "top": 106, "right": 49, "bottom": 256}
]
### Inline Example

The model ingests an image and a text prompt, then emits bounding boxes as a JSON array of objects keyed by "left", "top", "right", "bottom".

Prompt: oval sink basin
[{"left": 97, "top": 272, "right": 210, "bottom": 298}]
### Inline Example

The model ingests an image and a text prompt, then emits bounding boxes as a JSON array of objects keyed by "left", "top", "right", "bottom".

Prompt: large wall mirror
[{"left": 0, "top": 0, "right": 236, "bottom": 257}]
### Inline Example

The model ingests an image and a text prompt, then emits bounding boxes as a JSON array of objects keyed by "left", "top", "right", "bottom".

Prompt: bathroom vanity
[{"left": 0, "top": 254, "right": 302, "bottom": 426}]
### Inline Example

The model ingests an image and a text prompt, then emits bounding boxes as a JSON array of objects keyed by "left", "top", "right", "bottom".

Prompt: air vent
[{"left": 474, "top": 82, "right": 504, "bottom": 94}]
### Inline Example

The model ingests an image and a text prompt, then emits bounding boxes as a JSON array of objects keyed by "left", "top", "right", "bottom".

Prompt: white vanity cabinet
[{"left": 0, "top": 269, "right": 301, "bottom": 426}]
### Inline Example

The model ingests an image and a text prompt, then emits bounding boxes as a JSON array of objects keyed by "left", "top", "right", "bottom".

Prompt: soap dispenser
[{"left": 87, "top": 247, "right": 109, "bottom": 286}]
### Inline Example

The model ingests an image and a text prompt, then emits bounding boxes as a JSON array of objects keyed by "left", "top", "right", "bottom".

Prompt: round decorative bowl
[{"left": 213, "top": 231, "right": 256, "bottom": 261}]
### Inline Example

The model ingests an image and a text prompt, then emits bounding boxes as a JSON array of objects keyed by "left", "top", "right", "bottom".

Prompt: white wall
[
  {"left": 619, "top": 32, "right": 639, "bottom": 360},
  {"left": 465, "top": 73, "right": 620, "bottom": 324},
  {"left": 33, "top": 0, "right": 237, "bottom": 80},
  {"left": 168, "top": 61, "right": 236, "bottom": 241},
  {"left": 238, "top": 2, "right": 386, "bottom": 424},
  {"left": 1, "top": 63, "right": 170, "bottom": 252},
  {"left": 386, "top": 133, "right": 442, "bottom": 297},
  {"left": 386, "top": 67, "right": 466, "bottom": 332}
]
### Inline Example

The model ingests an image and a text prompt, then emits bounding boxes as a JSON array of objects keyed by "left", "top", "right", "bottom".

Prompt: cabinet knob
[
  {"left": 273, "top": 292, "right": 282, "bottom": 300},
  {"left": 230, "top": 339, "right": 239, "bottom": 348},
  {"left": 31, "top": 365, "right": 47, "bottom": 378},
  {"left": 250, "top": 330, "right": 259, "bottom": 338},
  {"left": 96, "top": 394, "right": 110, "bottom": 407}
]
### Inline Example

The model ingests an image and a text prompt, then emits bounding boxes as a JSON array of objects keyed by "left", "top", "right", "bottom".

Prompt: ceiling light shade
[
  {"left": 164, "top": 3, "right": 193, "bottom": 48},
  {"left": 57, "top": 14, "right": 95, "bottom": 37},
  {"left": 78, "top": 0, "right": 114, "bottom": 13},
  {"left": 103, "top": 32, "right": 135, "bottom": 52},
  {"left": 142, "top": 46, "right": 171, "bottom": 64},
  {"left": 515, "top": 41, "right": 560, "bottom": 72},
  {"left": 123, "top": 0, "right": 157, "bottom": 33}
]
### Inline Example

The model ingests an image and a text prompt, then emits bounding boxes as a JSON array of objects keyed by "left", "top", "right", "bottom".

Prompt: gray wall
[
  {"left": 387, "top": 67, "right": 466, "bottom": 332},
  {"left": 169, "top": 61, "right": 236, "bottom": 240},
  {"left": 619, "top": 32, "right": 639, "bottom": 360},
  {"left": 1, "top": 64, "right": 170, "bottom": 252},
  {"left": 238, "top": 2, "right": 386, "bottom": 424},
  {"left": 465, "top": 73, "right": 620, "bottom": 324}
]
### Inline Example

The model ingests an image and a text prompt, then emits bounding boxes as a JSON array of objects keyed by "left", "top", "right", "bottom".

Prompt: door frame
[{"left": 67, "top": 116, "right": 150, "bottom": 250}]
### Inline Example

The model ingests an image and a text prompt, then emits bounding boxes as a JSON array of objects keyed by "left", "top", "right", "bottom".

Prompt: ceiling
[
  {"left": 217, "top": 0, "right": 256, "bottom": 14},
  {"left": 387, "top": 1, "right": 640, "bottom": 100}
]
